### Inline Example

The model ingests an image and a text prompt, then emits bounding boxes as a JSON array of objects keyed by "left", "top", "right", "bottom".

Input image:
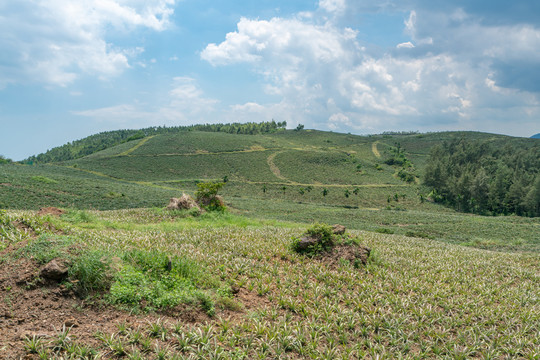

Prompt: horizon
[{"left": 1, "top": 0, "right": 540, "bottom": 160}]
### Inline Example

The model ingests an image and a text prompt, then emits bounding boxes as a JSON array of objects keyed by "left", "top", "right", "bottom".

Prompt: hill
[
  {"left": 532, "top": 133, "right": 540, "bottom": 139},
  {"left": 2, "top": 127, "right": 539, "bottom": 252},
  {"left": 1, "top": 126, "right": 538, "bottom": 358},
  {"left": 22, "top": 121, "right": 286, "bottom": 164}
]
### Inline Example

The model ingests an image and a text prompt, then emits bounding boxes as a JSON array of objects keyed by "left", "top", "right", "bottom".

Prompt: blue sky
[{"left": 1, "top": 0, "right": 539, "bottom": 160}]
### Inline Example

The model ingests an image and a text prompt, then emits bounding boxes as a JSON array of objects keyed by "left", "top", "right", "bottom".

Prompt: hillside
[
  {"left": 0, "top": 208, "right": 538, "bottom": 359},
  {"left": 1, "top": 128, "right": 539, "bottom": 358},
  {"left": 2, "top": 128, "right": 539, "bottom": 252}
]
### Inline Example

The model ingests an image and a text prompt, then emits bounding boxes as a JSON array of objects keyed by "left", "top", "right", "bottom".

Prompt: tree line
[
  {"left": 424, "top": 138, "right": 540, "bottom": 217},
  {"left": 23, "top": 121, "right": 287, "bottom": 164}
]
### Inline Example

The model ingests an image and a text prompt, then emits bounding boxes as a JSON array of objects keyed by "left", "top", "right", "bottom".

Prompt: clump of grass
[
  {"left": 69, "top": 250, "right": 113, "bottom": 296},
  {"left": 405, "top": 230, "right": 434, "bottom": 239},
  {"left": 61, "top": 209, "right": 96, "bottom": 224},
  {"left": 107, "top": 249, "right": 219, "bottom": 314},
  {"left": 375, "top": 227, "right": 394, "bottom": 234}
]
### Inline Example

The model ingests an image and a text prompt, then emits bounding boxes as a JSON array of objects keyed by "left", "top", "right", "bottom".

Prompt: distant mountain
[{"left": 531, "top": 133, "right": 540, "bottom": 139}]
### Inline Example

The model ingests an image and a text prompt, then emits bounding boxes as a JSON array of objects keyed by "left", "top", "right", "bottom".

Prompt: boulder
[
  {"left": 40, "top": 259, "right": 68, "bottom": 281},
  {"left": 295, "top": 236, "right": 320, "bottom": 251}
]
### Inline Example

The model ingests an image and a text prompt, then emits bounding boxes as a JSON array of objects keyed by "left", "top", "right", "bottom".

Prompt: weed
[
  {"left": 51, "top": 325, "right": 73, "bottom": 352},
  {"left": 69, "top": 250, "right": 113, "bottom": 296},
  {"left": 23, "top": 335, "right": 44, "bottom": 354}
]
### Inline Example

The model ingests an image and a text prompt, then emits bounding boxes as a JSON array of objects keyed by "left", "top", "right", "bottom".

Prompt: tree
[
  {"left": 523, "top": 175, "right": 540, "bottom": 216},
  {"left": 322, "top": 188, "right": 329, "bottom": 197},
  {"left": 295, "top": 124, "right": 304, "bottom": 131},
  {"left": 0, "top": 155, "right": 12, "bottom": 164}
]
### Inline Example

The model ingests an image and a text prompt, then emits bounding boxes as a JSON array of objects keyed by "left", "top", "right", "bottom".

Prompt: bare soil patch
[
  {"left": 318, "top": 243, "right": 371, "bottom": 269},
  {"left": 0, "top": 242, "right": 257, "bottom": 359},
  {"left": 37, "top": 207, "right": 65, "bottom": 217}
]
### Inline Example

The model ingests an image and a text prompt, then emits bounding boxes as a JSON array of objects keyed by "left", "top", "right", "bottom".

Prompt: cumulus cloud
[
  {"left": 201, "top": 17, "right": 359, "bottom": 67},
  {"left": 199, "top": 0, "right": 540, "bottom": 136},
  {"left": 319, "top": 0, "right": 346, "bottom": 14},
  {"left": 0, "top": 0, "right": 175, "bottom": 87}
]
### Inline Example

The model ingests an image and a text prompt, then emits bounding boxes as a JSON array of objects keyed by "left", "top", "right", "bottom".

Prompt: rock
[
  {"left": 332, "top": 224, "right": 346, "bottom": 235},
  {"left": 64, "top": 318, "right": 79, "bottom": 328},
  {"left": 295, "top": 236, "right": 320, "bottom": 251},
  {"left": 40, "top": 259, "right": 68, "bottom": 281}
]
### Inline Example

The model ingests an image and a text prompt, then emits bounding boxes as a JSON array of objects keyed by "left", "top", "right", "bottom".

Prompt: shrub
[
  {"left": 292, "top": 223, "right": 336, "bottom": 255},
  {"left": 195, "top": 181, "right": 226, "bottom": 211}
]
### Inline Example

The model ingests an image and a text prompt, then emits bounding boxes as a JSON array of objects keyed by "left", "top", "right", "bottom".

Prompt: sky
[{"left": 1, "top": 0, "right": 539, "bottom": 160}]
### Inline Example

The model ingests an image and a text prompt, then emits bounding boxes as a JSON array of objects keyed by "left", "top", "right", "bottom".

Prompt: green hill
[
  {"left": 2, "top": 127, "right": 539, "bottom": 252},
  {"left": 1, "top": 125, "right": 538, "bottom": 359}
]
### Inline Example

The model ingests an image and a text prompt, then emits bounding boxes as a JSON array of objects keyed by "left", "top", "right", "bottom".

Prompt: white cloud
[
  {"left": 397, "top": 42, "right": 415, "bottom": 49},
  {"left": 230, "top": 102, "right": 267, "bottom": 112},
  {"left": 201, "top": 17, "right": 359, "bottom": 67},
  {"left": 0, "top": 0, "right": 175, "bottom": 87},
  {"left": 319, "top": 0, "right": 346, "bottom": 14},
  {"left": 199, "top": 4, "right": 540, "bottom": 136}
]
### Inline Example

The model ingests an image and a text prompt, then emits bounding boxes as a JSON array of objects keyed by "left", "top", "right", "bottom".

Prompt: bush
[
  {"left": 292, "top": 223, "right": 336, "bottom": 255},
  {"left": 195, "top": 181, "right": 226, "bottom": 211},
  {"left": 305, "top": 223, "right": 335, "bottom": 248},
  {"left": 0, "top": 155, "right": 12, "bottom": 164}
]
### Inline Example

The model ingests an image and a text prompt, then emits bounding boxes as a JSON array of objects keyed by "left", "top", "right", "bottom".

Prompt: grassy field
[
  {"left": 1, "top": 209, "right": 538, "bottom": 359},
  {"left": 1, "top": 129, "right": 539, "bottom": 252},
  {"left": 0, "top": 129, "right": 539, "bottom": 358}
]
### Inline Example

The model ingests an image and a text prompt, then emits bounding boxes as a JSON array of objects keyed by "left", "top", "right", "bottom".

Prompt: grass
[
  {"left": 229, "top": 196, "right": 540, "bottom": 252},
  {"left": 3, "top": 129, "right": 536, "bottom": 251},
  {"left": 4, "top": 208, "right": 537, "bottom": 359},
  {"left": 1, "top": 129, "right": 539, "bottom": 357}
]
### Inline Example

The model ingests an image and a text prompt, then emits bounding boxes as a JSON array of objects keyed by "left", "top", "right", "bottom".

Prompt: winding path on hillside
[
  {"left": 372, "top": 141, "right": 381, "bottom": 158},
  {"left": 117, "top": 136, "right": 155, "bottom": 156},
  {"left": 267, "top": 152, "right": 292, "bottom": 182}
]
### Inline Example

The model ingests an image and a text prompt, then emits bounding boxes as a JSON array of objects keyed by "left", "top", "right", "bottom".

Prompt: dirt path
[
  {"left": 120, "top": 147, "right": 276, "bottom": 158},
  {"left": 267, "top": 152, "right": 290, "bottom": 182},
  {"left": 117, "top": 136, "right": 155, "bottom": 156},
  {"left": 372, "top": 141, "right": 381, "bottom": 158}
]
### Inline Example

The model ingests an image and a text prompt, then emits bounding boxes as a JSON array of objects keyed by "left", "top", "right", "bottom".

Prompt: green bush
[
  {"left": 292, "top": 223, "right": 336, "bottom": 255},
  {"left": 195, "top": 181, "right": 226, "bottom": 211}
]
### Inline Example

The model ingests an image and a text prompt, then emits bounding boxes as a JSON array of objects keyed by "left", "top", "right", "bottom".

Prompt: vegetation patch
[
  {"left": 108, "top": 249, "right": 219, "bottom": 315},
  {"left": 195, "top": 181, "right": 226, "bottom": 212},
  {"left": 9, "top": 227, "right": 224, "bottom": 315},
  {"left": 30, "top": 175, "right": 57, "bottom": 184},
  {"left": 291, "top": 223, "right": 375, "bottom": 268}
]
